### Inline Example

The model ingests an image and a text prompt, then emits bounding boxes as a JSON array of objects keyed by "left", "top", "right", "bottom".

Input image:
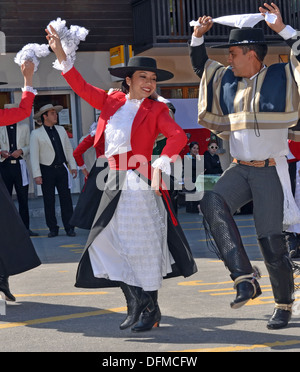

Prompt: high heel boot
[
  {"left": 131, "top": 291, "right": 161, "bottom": 332},
  {"left": 0, "top": 276, "right": 16, "bottom": 302},
  {"left": 119, "top": 283, "right": 154, "bottom": 330}
]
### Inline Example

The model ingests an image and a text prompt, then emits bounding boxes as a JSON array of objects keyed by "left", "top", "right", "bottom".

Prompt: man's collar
[{"left": 249, "top": 65, "right": 267, "bottom": 80}]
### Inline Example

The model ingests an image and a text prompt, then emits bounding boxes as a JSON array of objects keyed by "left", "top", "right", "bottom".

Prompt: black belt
[
  {"left": 41, "top": 163, "right": 65, "bottom": 169},
  {"left": 50, "top": 163, "right": 65, "bottom": 168}
]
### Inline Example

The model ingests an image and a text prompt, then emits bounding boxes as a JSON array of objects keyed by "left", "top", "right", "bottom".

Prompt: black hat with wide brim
[
  {"left": 211, "top": 27, "right": 280, "bottom": 48},
  {"left": 108, "top": 56, "right": 174, "bottom": 82}
]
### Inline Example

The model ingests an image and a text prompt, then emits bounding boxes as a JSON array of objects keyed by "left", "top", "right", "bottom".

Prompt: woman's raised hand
[{"left": 45, "top": 25, "right": 67, "bottom": 63}]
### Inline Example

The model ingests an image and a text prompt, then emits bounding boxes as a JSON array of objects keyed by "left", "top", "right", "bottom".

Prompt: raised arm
[
  {"left": 259, "top": 2, "right": 285, "bottom": 34},
  {"left": 21, "top": 59, "right": 35, "bottom": 88},
  {"left": 0, "top": 61, "right": 35, "bottom": 126},
  {"left": 260, "top": 3, "right": 300, "bottom": 62},
  {"left": 45, "top": 25, "right": 108, "bottom": 110},
  {"left": 189, "top": 16, "right": 213, "bottom": 79},
  {"left": 46, "top": 25, "right": 67, "bottom": 63}
]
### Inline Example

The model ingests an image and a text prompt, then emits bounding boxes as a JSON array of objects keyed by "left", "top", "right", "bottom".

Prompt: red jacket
[
  {"left": 63, "top": 67, "right": 187, "bottom": 162},
  {"left": 0, "top": 91, "right": 35, "bottom": 126},
  {"left": 73, "top": 134, "right": 104, "bottom": 167},
  {"left": 289, "top": 140, "right": 300, "bottom": 162}
]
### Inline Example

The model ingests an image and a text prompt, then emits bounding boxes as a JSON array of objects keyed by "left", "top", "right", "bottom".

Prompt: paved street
[{"left": 1, "top": 195, "right": 300, "bottom": 354}]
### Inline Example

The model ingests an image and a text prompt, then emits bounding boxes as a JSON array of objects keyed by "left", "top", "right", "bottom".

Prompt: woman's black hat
[{"left": 108, "top": 56, "right": 174, "bottom": 82}]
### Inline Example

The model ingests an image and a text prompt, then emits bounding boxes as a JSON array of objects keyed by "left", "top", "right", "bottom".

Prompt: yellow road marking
[
  {"left": 175, "top": 339, "right": 300, "bottom": 352},
  {"left": 14, "top": 292, "right": 108, "bottom": 298},
  {"left": 178, "top": 276, "right": 268, "bottom": 286},
  {"left": 0, "top": 307, "right": 126, "bottom": 330},
  {"left": 198, "top": 284, "right": 272, "bottom": 293},
  {"left": 61, "top": 244, "right": 84, "bottom": 248},
  {"left": 178, "top": 280, "right": 232, "bottom": 286},
  {"left": 180, "top": 218, "right": 254, "bottom": 224},
  {"left": 183, "top": 225, "right": 256, "bottom": 228},
  {"left": 198, "top": 234, "right": 257, "bottom": 242}
]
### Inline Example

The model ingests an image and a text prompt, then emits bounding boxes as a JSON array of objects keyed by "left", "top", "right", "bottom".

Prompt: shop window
[
  {"left": 160, "top": 86, "right": 199, "bottom": 99},
  {"left": 0, "top": 92, "right": 12, "bottom": 109},
  {"left": 33, "top": 94, "right": 73, "bottom": 138}
]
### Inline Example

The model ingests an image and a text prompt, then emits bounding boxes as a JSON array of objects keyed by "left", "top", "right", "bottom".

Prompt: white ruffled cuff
[
  {"left": 152, "top": 155, "right": 172, "bottom": 175},
  {"left": 78, "top": 164, "right": 87, "bottom": 170},
  {"left": 53, "top": 55, "right": 74, "bottom": 73},
  {"left": 22, "top": 86, "right": 38, "bottom": 95}
]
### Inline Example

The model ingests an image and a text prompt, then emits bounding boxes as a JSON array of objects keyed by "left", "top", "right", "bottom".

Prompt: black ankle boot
[
  {"left": 267, "top": 304, "right": 292, "bottom": 330},
  {"left": 230, "top": 270, "right": 262, "bottom": 309},
  {"left": 0, "top": 276, "right": 16, "bottom": 302},
  {"left": 131, "top": 291, "right": 161, "bottom": 332},
  {"left": 258, "top": 235, "right": 295, "bottom": 329},
  {"left": 119, "top": 283, "right": 154, "bottom": 330}
]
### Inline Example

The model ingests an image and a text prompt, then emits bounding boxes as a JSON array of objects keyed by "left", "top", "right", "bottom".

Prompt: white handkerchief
[
  {"left": 19, "top": 159, "right": 29, "bottom": 186},
  {"left": 190, "top": 12, "right": 277, "bottom": 29},
  {"left": 63, "top": 163, "right": 73, "bottom": 189}
]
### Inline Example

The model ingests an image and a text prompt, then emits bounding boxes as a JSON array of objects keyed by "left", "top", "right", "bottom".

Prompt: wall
[{"left": 0, "top": 0, "right": 134, "bottom": 53}]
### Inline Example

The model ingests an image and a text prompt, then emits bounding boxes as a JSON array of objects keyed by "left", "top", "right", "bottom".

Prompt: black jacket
[{"left": 204, "top": 151, "right": 223, "bottom": 175}]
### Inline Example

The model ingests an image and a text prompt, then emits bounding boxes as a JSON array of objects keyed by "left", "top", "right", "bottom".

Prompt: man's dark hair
[
  {"left": 240, "top": 44, "right": 268, "bottom": 63},
  {"left": 40, "top": 111, "right": 49, "bottom": 125}
]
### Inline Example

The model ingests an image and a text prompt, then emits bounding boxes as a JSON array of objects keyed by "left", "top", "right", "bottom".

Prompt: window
[
  {"left": 0, "top": 92, "right": 12, "bottom": 109},
  {"left": 33, "top": 94, "right": 73, "bottom": 138},
  {"left": 160, "top": 85, "right": 199, "bottom": 99}
]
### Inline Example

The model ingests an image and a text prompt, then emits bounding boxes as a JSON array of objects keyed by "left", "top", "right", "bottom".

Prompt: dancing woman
[{"left": 46, "top": 26, "right": 197, "bottom": 331}]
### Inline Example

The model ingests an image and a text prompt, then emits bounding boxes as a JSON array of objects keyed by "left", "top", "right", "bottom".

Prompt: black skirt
[
  {"left": 0, "top": 174, "right": 41, "bottom": 276},
  {"left": 75, "top": 168, "right": 197, "bottom": 289},
  {"left": 70, "top": 160, "right": 108, "bottom": 229}
]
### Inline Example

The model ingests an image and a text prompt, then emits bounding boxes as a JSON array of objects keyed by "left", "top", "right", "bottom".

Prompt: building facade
[{"left": 0, "top": 0, "right": 298, "bottom": 194}]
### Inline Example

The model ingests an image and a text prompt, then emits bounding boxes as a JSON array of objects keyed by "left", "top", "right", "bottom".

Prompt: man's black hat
[{"left": 211, "top": 27, "right": 278, "bottom": 48}]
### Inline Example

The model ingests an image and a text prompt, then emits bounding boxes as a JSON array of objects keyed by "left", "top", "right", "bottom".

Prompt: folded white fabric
[
  {"left": 190, "top": 12, "right": 277, "bottom": 29},
  {"left": 14, "top": 43, "right": 50, "bottom": 72},
  {"left": 46, "top": 18, "right": 89, "bottom": 70}
]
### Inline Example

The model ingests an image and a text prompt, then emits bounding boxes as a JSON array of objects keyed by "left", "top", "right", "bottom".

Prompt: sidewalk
[{"left": 20, "top": 194, "right": 80, "bottom": 218}]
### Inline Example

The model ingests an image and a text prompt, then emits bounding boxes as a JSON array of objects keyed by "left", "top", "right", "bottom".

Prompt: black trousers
[
  {"left": 0, "top": 160, "right": 29, "bottom": 229},
  {"left": 40, "top": 164, "right": 74, "bottom": 232},
  {"left": 214, "top": 162, "right": 283, "bottom": 238}
]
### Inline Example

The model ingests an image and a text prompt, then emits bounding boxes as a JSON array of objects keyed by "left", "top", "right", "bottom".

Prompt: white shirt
[
  {"left": 104, "top": 95, "right": 144, "bottom": 158},
  {"left": 229, "top": 128, "right": 289, "bottom": 161}
]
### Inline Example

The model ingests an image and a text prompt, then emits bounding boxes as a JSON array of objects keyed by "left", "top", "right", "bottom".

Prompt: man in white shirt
[
  {"left": 190, "top": 3, "right": 300, "bottom": 329},
  {"left": 30, "top": 104, "right": 77, "bottom": 237}
]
